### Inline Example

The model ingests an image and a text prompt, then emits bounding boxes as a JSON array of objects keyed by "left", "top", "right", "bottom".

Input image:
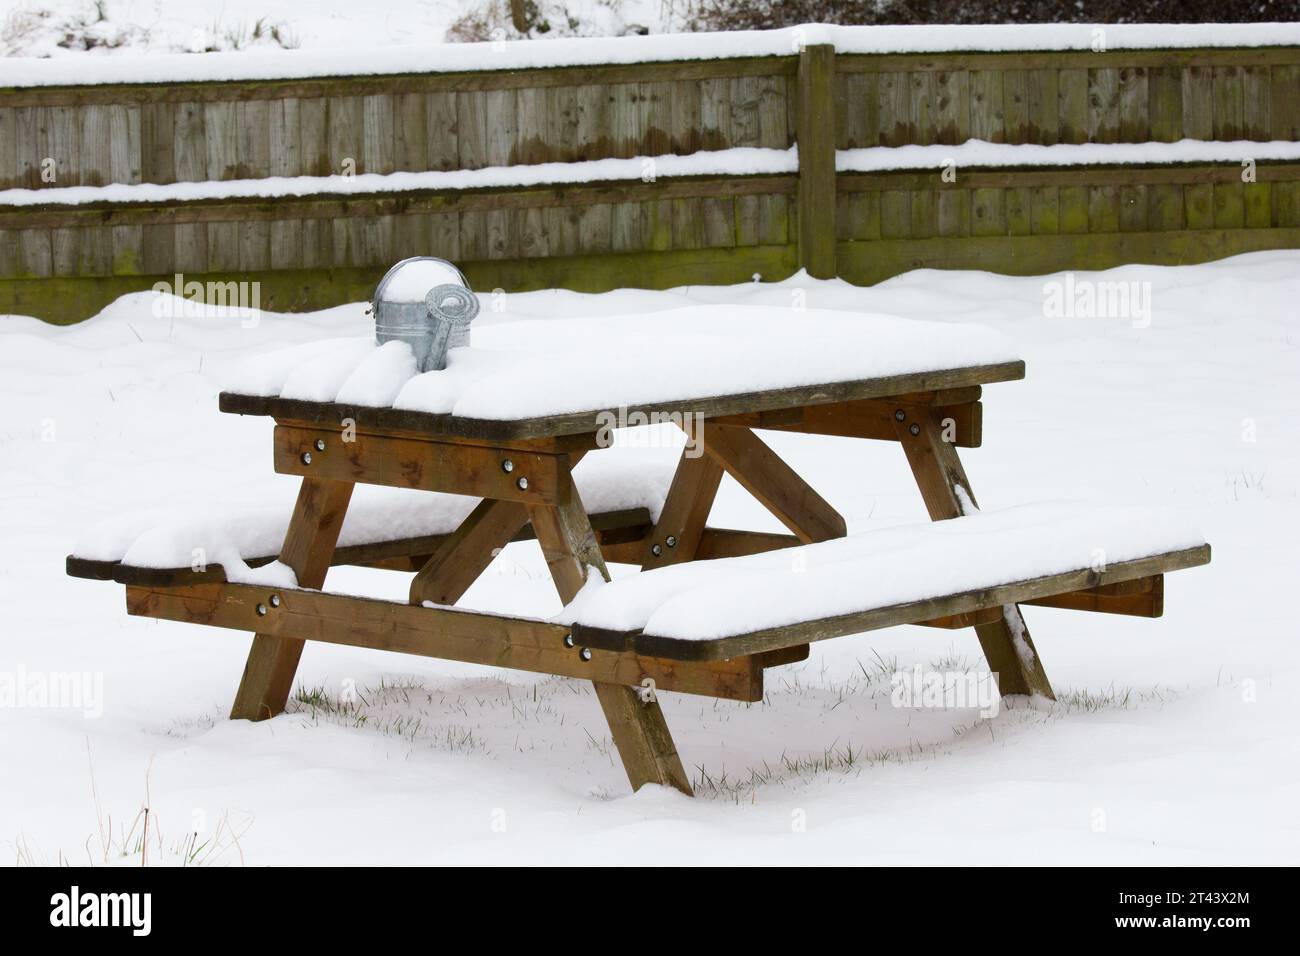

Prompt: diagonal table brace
[{"left": 703, "top": 423, "right": 847, "bottom": 544}]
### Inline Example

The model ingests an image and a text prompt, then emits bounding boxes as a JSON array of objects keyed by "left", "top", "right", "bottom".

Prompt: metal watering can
[{"left": 372, "top": 257, "right": 480, "bottom": 372}]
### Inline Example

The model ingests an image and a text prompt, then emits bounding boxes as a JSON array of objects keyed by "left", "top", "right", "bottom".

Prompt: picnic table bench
[{"left": 67, "top": 306, "right": 1210, "bottom": 796}]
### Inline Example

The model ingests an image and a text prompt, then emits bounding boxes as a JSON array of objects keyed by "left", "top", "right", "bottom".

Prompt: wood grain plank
[
  {"left": 1087, "top": 67, "right": 1119, "bottom": 143},
  {"left": 362, "top": 93, "right": 396, "bottom": 175},
  {"left": 1030, "top": 186, "right": 1060, "bottom": 234},
  {"left": 77, "top": 104, "right": 111, "bottom": 187},
  {"left": 269, "top": 99, "right": 300, "bottom": 177},
  {"left": 1213, "top": 65, "right": 1245, "bottom": 140},
  {"left": 1089, "top": 185, "right": 1121, "bottom": 232},
  {"left": 394, "top": 92, "right": 429, "bottom": 172},
  {"left": 1002, "top": 69, "right": 1030, "bottom": 142},
  {"left": 1148, "top": 66, "right": 1183, "bottom": 141},
  {"left": 426, "top": 91, "right": 458, "bottom": 170},
  {"left": 1057, "top": 68, "right": 1088, "bottom": 144},
  {"left": 969, "top": 69, "right": 1005, "bottom": 143},
  {"left": 1182, "top": 66, "right": 1214, "bottom": 140},
  {"left": 0, "top": 109, "right": 15, "bottom": 188},
  {"left": 236, "top": 99, "right": 271, "bottom": 178},
  {"left": 1118, "top": 66, "right": 1149, "bottom": 141},
  {"left": 1059, "top": 185, "right": 1090, "bottom": 233},
  {"left": 1147, "top": 183, "right": 1185, "bottom": 231},
  {"left": 109, "top": 104, "right": 141, "bottom": 184},
  {"left": 298, "top": 96, "right": 330, "bottom": 176},
  {"left": 1119, "top": 184, "right": 1147, "bottom": 232},
  {"left": 327, "top": 95, "right": 363, "bottom": 174},
  {"left": 1243, "top": 65, "right": 1272, "bottom": 140},
  {"left": 203, "top": 101, "right": 237, "bottom": 180},
  {"left": 484, "top": 88, "right": 518, "bottom": 166},
  {"left": 879, "top": 71, "right": 911, "bottom": 146},
  {"left": 1027, "top": 68, "right": 1058, "bottom": 145},
  {"left": 908, "top": 69, "right": 934, "bottom": 145},
  {"left": 971, "top": 187, "right": 1006, "bottom": 236},
  {"left": 1270, "top": 65, "right": 1300, "bottom": 140}
]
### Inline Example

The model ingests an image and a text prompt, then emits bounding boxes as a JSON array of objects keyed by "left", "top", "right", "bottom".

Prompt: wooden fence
[{"left": 3, "top": 43, "right": 1300, "bottom": 322}]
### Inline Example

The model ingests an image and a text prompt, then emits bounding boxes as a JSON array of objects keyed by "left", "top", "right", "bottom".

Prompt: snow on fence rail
[
  {"left": 2, "top": 27, "right": 1300, "bottom": 323},
  {"left": 3, "top": 23, "right": 1300, "bottom": 89}
]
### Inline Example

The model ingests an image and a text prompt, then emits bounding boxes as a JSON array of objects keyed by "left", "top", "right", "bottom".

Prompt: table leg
[
  {"left": 892, "top": 406, "right": 1055, "bottom": 699},
  {"left": 528, "top": 489, "right": 694, "bottom": 796},
  {"left": 230, "top": 477, "right": 354, "bottom": 720}
]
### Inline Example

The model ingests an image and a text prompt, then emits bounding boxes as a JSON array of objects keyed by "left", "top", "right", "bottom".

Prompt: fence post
[{"left": 796, "top": 43, "right": 837, "bottom": 280}]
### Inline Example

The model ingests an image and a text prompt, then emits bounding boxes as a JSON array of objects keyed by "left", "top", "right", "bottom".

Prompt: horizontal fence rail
[{"left": 3, "top": 37, "right": 1300, "bottom": 323}]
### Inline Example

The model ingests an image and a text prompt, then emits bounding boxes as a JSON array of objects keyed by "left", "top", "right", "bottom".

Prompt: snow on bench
[
  {"left": 561, "top": 502, "right": 1209, "bottom": 660},
  {"left": 69, "top": 444, "right": 680, "bottom": 585},
  {"left": 228, "top": 305, "right": 1020, "bottom": 421}
]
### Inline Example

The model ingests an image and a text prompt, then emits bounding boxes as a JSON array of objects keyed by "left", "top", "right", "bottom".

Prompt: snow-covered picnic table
[
  {"left": 67, "top": 304, "right": 1209, "bottom": 796},
  {"left": 220, "top": 305, "right": 1024, "bottom": 436}
]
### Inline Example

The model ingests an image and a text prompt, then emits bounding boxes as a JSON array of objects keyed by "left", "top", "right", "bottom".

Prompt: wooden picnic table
[
  {"left": 71, "top": 337, "right": 1207, "bottom": 797},
  {"left": 218, "top": 358, "right": 1043, "bottom": 793}
]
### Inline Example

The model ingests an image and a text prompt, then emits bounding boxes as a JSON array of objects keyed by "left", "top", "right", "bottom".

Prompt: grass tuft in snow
[
  {"left": 290, "top": 677, "right": 493, "bottom": 753},
  {"left": 10, "top": 747, "right": 251, "bottom": 867},
  {"left": 1052, "top": 684, "right": 1176, "bottom": 714}
]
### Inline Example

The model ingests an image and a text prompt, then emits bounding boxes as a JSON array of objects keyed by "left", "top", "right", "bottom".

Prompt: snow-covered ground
[
  {"left": 5, "top": 3, "right": 1299, "bottom": 87},
  {"left": 0, "top": 0, "right": 666, "bottom": 57},
  {"left": 2, "top": 252, "right": 1298, "bottom": 865}
]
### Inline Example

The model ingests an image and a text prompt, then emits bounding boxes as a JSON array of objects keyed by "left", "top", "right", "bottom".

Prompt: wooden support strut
[
  {"left": 274, "top": 423, "right": 572, "bottom": 505},
  {"left": 710, "top": 393, "right": 983, "bottom": 447},
  {"left": 796, "top": 43, "right": 838, "bottom": 279},
  {"left": 641, "top": 438, "right": 725, "bottom": 568},
  {"left": 229, "top": 476, "right": 353, "bottom": 721},
  {"left": 704, "top": 423, "right": 846, "bottom": 543},
  {"left": 527, "top": 469, "right": 694, "bottom": 796},
  {"left": 128, "top": 581, "right": 764, "bottom": 702},
  {"left": 409, "top": 499, "right": 531, "bottom": 606},
  {"left": 892, "top": 405, "right": 1055, "bottom": 699}
]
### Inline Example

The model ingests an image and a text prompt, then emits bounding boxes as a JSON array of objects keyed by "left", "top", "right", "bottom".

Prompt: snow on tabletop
[
  {"left": 71, "top": 444, "right": 681, "bottom": 569},
  {"left": 230, "top": 304, "right": 1021, "bottom": 421},
  {"left": 3, "top": 23, "right": 1299, "bottom": 89},
  {"left": 838, "top": 139, "right": 1300, "bottom": 173},
  {"left": 0, "top": 148, "right": 797, "bottom": 208},
  {"left": 333, "top": 340, "right": 418, "bottom": 408},
  {"left": 557, "top": 503, "right": 1206, "bottom": 641},
  {"left": 279, "top": 337, "right": 374, "bottom": 403}
]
